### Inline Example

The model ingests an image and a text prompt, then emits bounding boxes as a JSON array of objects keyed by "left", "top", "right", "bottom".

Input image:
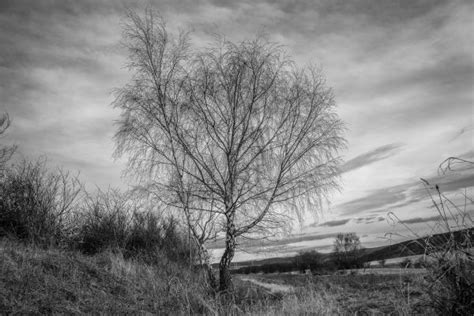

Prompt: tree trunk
[
  {"left": 199, "top": 245, "right": 217, "bottom": 289},
  {"left": 219, "top": 223, "right": 236, "bottom": 292}
]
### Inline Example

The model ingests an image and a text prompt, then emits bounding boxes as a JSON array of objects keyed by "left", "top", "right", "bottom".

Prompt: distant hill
[
  {"left": 217, "top": 227, "right": 473, "bottom": 271},
  {"left": 359, "top": 227, "right": 473, "bottom": 263}
]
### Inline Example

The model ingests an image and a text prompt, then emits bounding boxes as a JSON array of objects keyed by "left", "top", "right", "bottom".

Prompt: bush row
[{"left": 234, "top": 249, "right": 368, "bottom": 275}]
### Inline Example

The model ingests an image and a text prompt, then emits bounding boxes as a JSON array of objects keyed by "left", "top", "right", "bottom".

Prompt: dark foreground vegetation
[
  {"left": 0, "top": 158, "right": 327, "bottom": 314},
  {"left": 0, "top": 160, "right": 467, "bottom": 314},
  {"left": 0, "top": 149, "right": 471, "bottom": 314},
  {"left": 0, "top": 158, "right": 308, "bottom": 314},
  {"left": 0, "top": 238, "right": 440, "bottom": 315},
  {"left": 249, "top": 272, "right": 434, "bottom": 315}
]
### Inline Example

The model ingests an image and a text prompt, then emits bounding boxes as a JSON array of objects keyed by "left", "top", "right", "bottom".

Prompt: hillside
[
  {"left": 0, "top": 239, "right": 347, "bottom": 315},
  {"left": 359, "top": 227, "right": 474, "bottom": 262},
  {"left": 0, "top": 240, "right": 213, "bottom": 314},
  {"left": 225, "top": 227, "right": 474, "bottom": 271}
]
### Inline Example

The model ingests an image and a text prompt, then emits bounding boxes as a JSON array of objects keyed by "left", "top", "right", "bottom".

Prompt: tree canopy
[{"left": 113, "top": 8, "right": 345, "bottom": 291}]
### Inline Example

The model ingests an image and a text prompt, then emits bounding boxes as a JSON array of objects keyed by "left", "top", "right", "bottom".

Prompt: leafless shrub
[
  {"left": 75, "top": 188, "right": 196, "bottom": 264},
  {"left": 388, "top": 157, "right": 473, "bottom": 315},
  {"left": 0, "top": 158, "right": 82, "bottom": 246},
  {"left": 114, "top": 8, "right": 345, "bottom": 291},
  {"left": 75, "top": 188, "right": 133, "bottom": 254}
]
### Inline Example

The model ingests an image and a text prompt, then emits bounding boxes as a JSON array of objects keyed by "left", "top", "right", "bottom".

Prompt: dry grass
[
  {"left": 0, "top": 239, "right": 214, "bottom": 314},
  {"left": 0, "top": 238, "right": 453, "bottom": 315},
  {"left": 248, "top": 272, "right": 434, "bottom": 315},
  {"left": 388, "top": 157, "right": 474, "bottom": 315},
  {"left": 0, "top": 239, "right": 341, "bottom": 315}
]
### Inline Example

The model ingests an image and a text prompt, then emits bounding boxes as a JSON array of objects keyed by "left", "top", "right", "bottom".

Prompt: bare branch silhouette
[{"left": 113, "top": 8, "right": 345, "bottom": 291}]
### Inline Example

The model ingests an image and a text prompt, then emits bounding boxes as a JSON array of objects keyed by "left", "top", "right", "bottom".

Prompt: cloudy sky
[{"left": 1, "top": 0, "right": 473, "bottom": 262}]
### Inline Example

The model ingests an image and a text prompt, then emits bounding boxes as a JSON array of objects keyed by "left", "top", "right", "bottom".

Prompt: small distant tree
[
  {"left": 333, "top": 232, "right": 363, "bottom": 269},
  {"left": 378, "top": 258, "right": 386, "bottom": 268}
]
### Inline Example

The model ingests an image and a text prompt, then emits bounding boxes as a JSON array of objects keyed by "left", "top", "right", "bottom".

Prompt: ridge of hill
[{"left": 222, "top": 227, "right": 474, "bottom": 270}]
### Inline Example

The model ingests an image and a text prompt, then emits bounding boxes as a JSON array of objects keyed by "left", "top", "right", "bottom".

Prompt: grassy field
[
  {"left": 0, "top": 239, "right": 216, "bottom": 314},
  {"left": 1, "top": 238, "right": 441, "bottom": 315},
  {"left": 238, "top": 271, "right": 434, "bottom": 315}
]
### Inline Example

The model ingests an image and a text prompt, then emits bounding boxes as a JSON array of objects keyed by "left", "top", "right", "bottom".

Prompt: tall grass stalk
[{"left": 388, "top": 157, "right": 473, "bottom": 315}]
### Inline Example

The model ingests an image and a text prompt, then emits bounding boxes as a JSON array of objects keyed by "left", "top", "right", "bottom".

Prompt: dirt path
[{"left": 239, "top": 277, "right": 294, "bottom": 293}]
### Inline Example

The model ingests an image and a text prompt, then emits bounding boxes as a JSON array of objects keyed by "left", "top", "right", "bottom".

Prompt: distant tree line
[{"left": 234, "top": 233, "right": 367, "bottom": 274}]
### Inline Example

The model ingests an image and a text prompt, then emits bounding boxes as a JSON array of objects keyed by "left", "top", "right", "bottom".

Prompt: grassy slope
[
  {"left": 0, "top": 240, "right": 343, "bottom": 315},
  {"left": 250, "top": 273, "right": 433, "bottom": 315},
  {"left": 0, "top": 239, "right": 439, "bottom": 315},
  {"left": 0, "top": 240, "right": 215, "bottom": 315}
]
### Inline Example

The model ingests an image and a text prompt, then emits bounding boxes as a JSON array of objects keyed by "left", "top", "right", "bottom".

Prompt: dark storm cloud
[
  {"left": 274, "top": 0, "right": 446, "bottom": 24},
  {"left": 354, "top": 215, "right": 385, "bottom": 224},
  {"left": 0, "top": 0, "right": 120, "bottom": 16},
  {"left": 365, "top": 57, "right": 474, "bottom": 130},
  {"left": 399, "top": 215, "right": 443, "bottom": 225},
  {"left": 341, "top": 143, "right": 404, "bottom": 173},
  {"left": 318, "top": 218, "right": 351, "bottom": 227},
  {"left": 436, "top": 173, "right": 474, "bottom": 192},
  {"left": 337, "top": 184, "right": 408, "bottom": 216},
  {"left": 337, "top": 165, "right": 474, "bottom": 216},
  {"left": 374, "top": 56, "right": 474, "bottom": 98},
  {"left": 211, "top": 0, "right": 449, "bottom": 31}
]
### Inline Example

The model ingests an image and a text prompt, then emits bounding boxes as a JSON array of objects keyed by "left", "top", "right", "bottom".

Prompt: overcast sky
[{"left": 1, "top": 0, "right": 473, "bottom": 261}]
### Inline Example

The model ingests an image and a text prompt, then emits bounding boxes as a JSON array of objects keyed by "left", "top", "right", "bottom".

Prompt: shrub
[
  {"left": 157, "top": 216, "right": 195, "bottom": 263},
  {"left": 0, "top": 159, "right": 81, "bottom": 246},
  {"left": 75, "top": 189, "right": 132, "bottom": 254},
  {"left": 127, "top": 210, "right": 163, "bottom": 256},
  {"left": 399, "top": 258, "right": 412, "bottom": 269},
  {"left": 75, "top": 188, "right": 196, "bottom": 265},
  {"left": 413, "top": 257, "right": 426, "bottom": 269}
]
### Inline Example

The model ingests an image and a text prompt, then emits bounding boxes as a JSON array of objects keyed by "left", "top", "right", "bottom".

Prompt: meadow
[
  {"left": 237, "top": 269, "right": 432, "bottom": 315},
  {"left": 0, "top": 158, "right": 472, "bottom": 315},
  {"left": 0, "top": 238, "right": 440, "bottom": 315},
  {"left": 0, "top": 132, "right": 471, "bottom": 315}
]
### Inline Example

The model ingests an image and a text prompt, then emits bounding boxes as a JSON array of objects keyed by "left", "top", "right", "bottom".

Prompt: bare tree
[
  {"left": 113, "top": 8, "right": 345, "bottom": 291},
  {"left": 333, "top": 232, "right": 362, "bottom": 269}
]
